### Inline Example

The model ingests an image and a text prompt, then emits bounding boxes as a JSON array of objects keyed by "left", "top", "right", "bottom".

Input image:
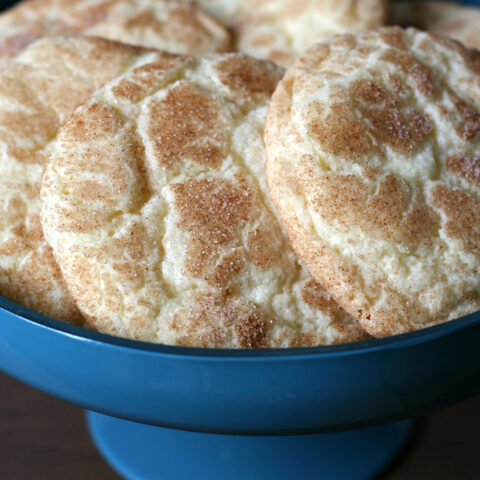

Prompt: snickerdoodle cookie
[
  {"left": 41, "top": 52, "right": 368, "bottom": 347},
  {"left": 0, "top": 0, "right": 230, "bottom": 70},
  {"left": 199, "top": 0, "right": 387, "bottom": 66},
  {"left": 265, "top": 27, "right": 480, "bottom": 336},
  {"left": 0, "top": 36, "right": 163, "bottom": 323}
]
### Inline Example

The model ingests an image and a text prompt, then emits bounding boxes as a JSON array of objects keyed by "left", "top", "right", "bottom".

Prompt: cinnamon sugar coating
[
  {"left": 0, "top": 36, "right": 163, "bottom": 323},
  {"left": 0, "top": 0, "right": 231, "bottom": 70},
  {"left": 265, "top": 27, "right": 480, "bottom": 337},
  {"left": 41, "top": 52, "right": 368, "bottom": 347}
]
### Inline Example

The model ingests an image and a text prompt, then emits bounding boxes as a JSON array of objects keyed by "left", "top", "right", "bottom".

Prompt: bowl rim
[{"left": 2, "top": 295, "right": 480, "bottom": 359}]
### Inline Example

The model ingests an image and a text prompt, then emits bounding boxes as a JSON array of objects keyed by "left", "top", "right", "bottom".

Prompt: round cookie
[
  {"left": 41, "top": 52, "right": 368, "bottom": 348},
  {"left": 265, "top": 27, "right": 480, "bottom": 337},
  {"left": 0, "top": 36, "right": 166, "bottom": 323},
  {"left": 0, "top": 0, "right": 231, "bottom": 70},
  {"left": 390, "top": 2, "right": 480, "bottom": 51},
  {"left": 199, "top": 0, "right": 387, "bottom": 66}
]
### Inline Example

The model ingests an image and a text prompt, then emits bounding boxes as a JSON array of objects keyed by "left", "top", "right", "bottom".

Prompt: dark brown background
[{"left": 0, "top": 372, "right": 479, "bottom": 480}]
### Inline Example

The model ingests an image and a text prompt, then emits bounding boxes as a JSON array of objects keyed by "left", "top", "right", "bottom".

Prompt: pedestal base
[{"left": 86, "top": 411, "right": 414, "bottom": 480}]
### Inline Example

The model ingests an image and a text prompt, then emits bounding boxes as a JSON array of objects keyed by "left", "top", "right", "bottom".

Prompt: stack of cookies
[{"left": 0, "top": 0, "right": 479, "bottom": 348}]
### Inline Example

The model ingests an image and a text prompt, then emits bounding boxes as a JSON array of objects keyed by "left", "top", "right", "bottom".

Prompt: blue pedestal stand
[{"left": 86, "top": 411, "right": 414, "bottom": 480}]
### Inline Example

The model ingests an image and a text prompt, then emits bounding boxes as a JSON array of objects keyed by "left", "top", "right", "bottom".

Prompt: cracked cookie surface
[
  {"left": 0, "top": 36, "right": 165, "bottom": 323},
  {"left": 0, "top": 0, "right": 231, "bottom": 70},
  {"left": 41, "top": 52, "right": 368, "bottom": 347},
  {"left": 265, "top": 27, "right": 480, "bottom": 336}
]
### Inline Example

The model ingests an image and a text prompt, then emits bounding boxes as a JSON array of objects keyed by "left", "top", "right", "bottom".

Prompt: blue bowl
[
  {"left": 1, "top": 295, "right": 479, "bottom": 435},
  {"left": 1, "top": 297, "right": 480, "bottom": 479}
]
